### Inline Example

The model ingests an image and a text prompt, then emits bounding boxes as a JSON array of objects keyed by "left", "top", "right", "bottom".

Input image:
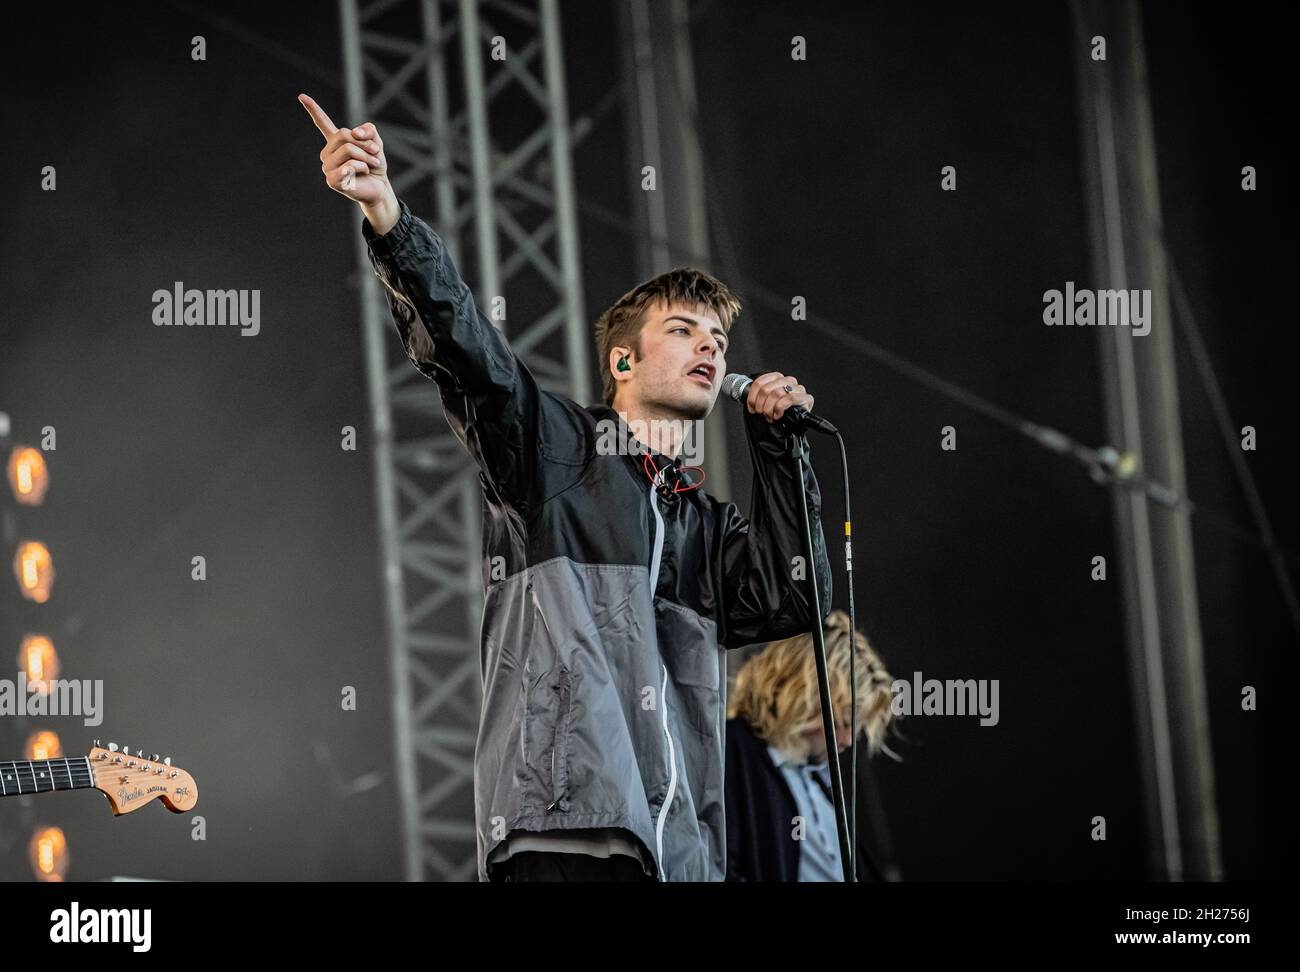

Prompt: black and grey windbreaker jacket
[{"left": 362, "top": 198, "right": 832, "bottom": 881}]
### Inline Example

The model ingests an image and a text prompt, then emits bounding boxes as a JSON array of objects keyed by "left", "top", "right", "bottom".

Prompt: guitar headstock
[{"left": 87, "top": 743, "right": 198, "bottom": 815}]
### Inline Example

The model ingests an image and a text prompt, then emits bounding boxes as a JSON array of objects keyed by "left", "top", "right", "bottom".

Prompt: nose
[{"left": 697, "top": 334, "right": 721, "bottom": 356}]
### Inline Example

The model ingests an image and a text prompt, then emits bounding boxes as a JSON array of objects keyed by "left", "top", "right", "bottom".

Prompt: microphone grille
[{"left": 720, "top": 373, "right": 750, "bottom": 402}]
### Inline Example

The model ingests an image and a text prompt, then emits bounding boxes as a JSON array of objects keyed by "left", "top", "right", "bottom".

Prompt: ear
[{"left": 609, "top": 345, "right": 634, "bottom": 382}]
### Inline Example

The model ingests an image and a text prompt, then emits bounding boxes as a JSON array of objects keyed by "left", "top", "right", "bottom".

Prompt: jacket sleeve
[
  {"left": 361, "top": 198, "right": 588, "bottom": 511},
  {"left": 717, "top": 407, "right": 833, "bottom": 650}
]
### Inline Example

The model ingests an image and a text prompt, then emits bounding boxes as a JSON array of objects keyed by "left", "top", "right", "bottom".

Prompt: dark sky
[{"left": 1, "top": 1, "right": 1289, "bottom": 880}]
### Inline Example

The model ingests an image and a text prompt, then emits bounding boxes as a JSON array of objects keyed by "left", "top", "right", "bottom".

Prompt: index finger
[{"left": 298, "top": 93, "right": 339, "bottom": 138}]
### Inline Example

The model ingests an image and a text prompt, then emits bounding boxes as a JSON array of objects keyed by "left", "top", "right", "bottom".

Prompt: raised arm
[
  {"left": 299, "top": 93, "right": 588, "bottom": 511},
  {"left": 361, "top": 199, "right": 591, "bottom": 508}
]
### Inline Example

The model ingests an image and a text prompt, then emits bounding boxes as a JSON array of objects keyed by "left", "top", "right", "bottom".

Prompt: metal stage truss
[{"left": 339, "top": 0, "right": 589, "bottom": 881}]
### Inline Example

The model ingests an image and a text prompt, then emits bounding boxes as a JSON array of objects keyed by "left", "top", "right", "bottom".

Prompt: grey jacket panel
[{"left": 475, "top": 557, "right": 726, "bottom": 882}]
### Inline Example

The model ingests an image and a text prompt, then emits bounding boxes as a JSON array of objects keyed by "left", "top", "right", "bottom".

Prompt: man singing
[{"left": 300, "top": 94, "right": 832, "bottom": 882}]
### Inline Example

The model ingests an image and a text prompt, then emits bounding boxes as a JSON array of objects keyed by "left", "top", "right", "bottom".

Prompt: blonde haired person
[{"left": 725, "top": 609, "right": 896, "bottom": 881}]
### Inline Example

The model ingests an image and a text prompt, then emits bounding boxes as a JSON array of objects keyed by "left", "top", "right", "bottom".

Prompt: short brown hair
[{"left": 593, "top": 267, "right": 743, "bottom": 406}]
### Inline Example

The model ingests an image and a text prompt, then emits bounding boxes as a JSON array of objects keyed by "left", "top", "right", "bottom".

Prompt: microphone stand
[{"left": 789, "top": 428, "right": 855, "bottom": 882}]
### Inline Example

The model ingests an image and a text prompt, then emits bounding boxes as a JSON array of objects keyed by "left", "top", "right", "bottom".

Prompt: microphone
[{"left": 720, "top": 373, "right": 839, "bottom": 435}]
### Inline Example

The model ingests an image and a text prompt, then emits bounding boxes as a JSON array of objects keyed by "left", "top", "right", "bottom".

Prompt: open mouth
[{"left": 686, "top": 363, "right": 715, "bottom": 386}]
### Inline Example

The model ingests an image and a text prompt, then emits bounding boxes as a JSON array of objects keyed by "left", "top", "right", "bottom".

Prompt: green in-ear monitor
[{"left": 616, "top": 356, "right": 631, "bottom": 372}]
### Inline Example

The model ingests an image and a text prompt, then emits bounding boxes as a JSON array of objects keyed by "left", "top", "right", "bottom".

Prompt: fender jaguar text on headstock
[{"left": 0, "top": 740, "right": 198, "bottom": 815}]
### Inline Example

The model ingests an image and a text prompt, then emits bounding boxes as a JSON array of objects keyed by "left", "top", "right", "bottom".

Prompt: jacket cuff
[
  {"left": 742, "top": 406, "right": 802, "bottom": 465},
  {"left": 361, "top": 197, "right": 414, "bottom": 256}
]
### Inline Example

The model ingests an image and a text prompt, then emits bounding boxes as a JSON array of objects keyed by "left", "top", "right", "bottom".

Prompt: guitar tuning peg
[
  {"left": 136, "top": 749, "right": 143, "bottom": 758},
  {"left": 108, "top": 742, "right": 119, "bottom": 752},
  {"left": 163, "top": 757, "right": 172, "bottom": 766},
  {"left": 151, "top": 753, "right": 160, "bottom": 762},
  {"left": 93, "top": 739, "right": 101, "bottom": 747}
]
